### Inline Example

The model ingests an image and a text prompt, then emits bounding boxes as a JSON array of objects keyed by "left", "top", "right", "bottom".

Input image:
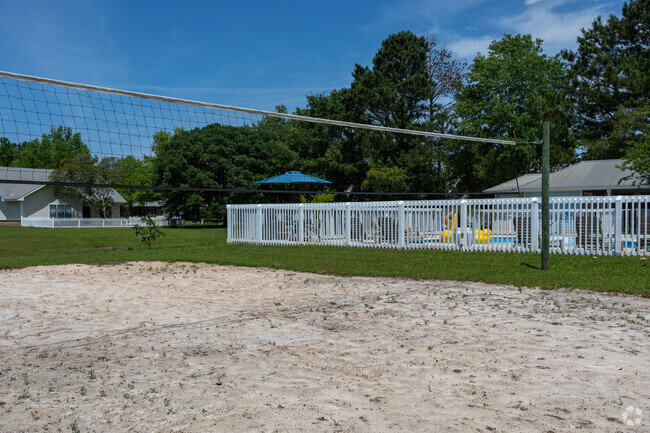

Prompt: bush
[{"left": 133, "top": 215, "right": 165, "bottom": 249}]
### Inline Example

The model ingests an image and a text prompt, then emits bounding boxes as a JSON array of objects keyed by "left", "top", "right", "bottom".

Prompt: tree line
[
  {"left": 0, "top": 126, "right": 159, "bottom": 218},
  {"left": 1, "top": 0, "right": 647, "bottom": 221}
]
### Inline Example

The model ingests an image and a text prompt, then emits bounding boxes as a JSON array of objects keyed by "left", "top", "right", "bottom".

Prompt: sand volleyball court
[{"left": 1, "top": 262, "right": 648, "bottom": 432}]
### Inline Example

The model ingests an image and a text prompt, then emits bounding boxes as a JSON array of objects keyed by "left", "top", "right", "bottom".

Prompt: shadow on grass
[{"left": 520, "top": 262, "right": 541, "bottom": 270}]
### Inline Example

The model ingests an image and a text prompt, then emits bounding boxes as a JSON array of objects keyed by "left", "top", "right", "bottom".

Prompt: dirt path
[{"left": 0, "top": 262, "right": 648, "bottom": 432}]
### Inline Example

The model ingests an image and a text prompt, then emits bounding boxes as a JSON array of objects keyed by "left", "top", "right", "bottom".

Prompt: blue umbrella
[{"left": 256, "top": 171, "right": 332, "bottom": 184}]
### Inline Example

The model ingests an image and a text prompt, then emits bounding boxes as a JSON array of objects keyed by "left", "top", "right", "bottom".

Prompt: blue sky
[{"left": 0, "top": 0, "right": 625, "bottom": 112}]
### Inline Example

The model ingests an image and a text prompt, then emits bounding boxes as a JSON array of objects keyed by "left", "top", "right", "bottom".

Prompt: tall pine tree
[
  {"left": 346, "top": 31, "right": 434, "bottom": 192},
  {"left": 562, "top": 0, "right": 649, "bottom": 158}
]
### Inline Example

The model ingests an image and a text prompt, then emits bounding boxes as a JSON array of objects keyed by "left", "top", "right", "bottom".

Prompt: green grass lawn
[{"left": 0, "top": 226, "right": 647, "bottom": 294}]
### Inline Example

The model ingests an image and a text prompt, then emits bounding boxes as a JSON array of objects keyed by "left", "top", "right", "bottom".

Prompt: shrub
[{"left": 133, "top": 214, "right": 165, "bottom": 249}]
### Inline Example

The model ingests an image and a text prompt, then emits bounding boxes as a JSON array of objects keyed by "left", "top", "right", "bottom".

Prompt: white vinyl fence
[
  {"left": 227, "top": 196, "right": 650, "bottom": 256},
  {"left": 21, "top": 216, "right": 174, "bottom": 228}
]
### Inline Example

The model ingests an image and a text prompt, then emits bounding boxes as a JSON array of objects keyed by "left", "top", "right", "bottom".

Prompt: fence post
[
  {"left": 614, "top": 196, "right": 622, "bottom": 255},
  {"left": 397, "top": 201, "right": 405, "bottom": 249},
  {"left": 298, "top": 204, "right": 304, "bottom": 245},
  {"left": 226, "top": 205, "right": 231, "bottom": 243},
  {"left": 530, "top": 198, "right": 539, "bottom": 252},
  {"left": 541, "top": 121, "right": 550, "bottom": 269},
  {"left": 345, "top": 202, "right": 351, "bottom": 247},
  {"left": 256, "top": 204, "right": 263, "bottom": 245},
  {"left": 460, "top": 200, "right": 468, "bottom": 249}
]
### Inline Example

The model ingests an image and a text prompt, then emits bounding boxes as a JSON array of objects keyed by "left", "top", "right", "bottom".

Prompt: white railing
[
  {"left": 227, "top": 196, "right": 650, "bottom": 256},
  {"left": 21, "top": 216, "right": 174, "bottom": 228}
]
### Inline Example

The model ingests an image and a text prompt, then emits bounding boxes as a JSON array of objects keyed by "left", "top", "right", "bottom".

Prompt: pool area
[{"left": 228, "top": 197, "right": 650, "bottom": 257}]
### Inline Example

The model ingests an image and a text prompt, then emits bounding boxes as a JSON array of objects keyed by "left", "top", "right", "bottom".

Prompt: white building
[
  {"left": 0, "top": 166, "right": 125, "bottom": 226},
  {"left": 484, "top": 159, "right": 650, "bottom": 198}
]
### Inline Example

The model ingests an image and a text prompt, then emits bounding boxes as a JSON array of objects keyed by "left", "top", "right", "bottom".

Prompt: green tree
[
  {"left": 252, "top": 105, "right": 300, "bottom": 178},
  {"left": 424, "top": 36, "right": 467, "bottom": 193},
  {"left": 265, "top": 32, "right": 465, "bottom": 196},
  {"left": 454, "top": 34, "right": 576, "bottom": 191},
  {"left": 299, "top": 192, "right": 336, "bottom": 204},
  {"left": 12, "top": 126, "right": 90, "bottom": 169},
  {"left": 152, "top": 123, "right": 288, "bottom": 221},
  {"left": 113, "top": 155, "right": 161, "bottom": 216},
  {"left": 361, "top": 164, "right": 408, "bottom": 192},
  {"left": 347, "top": 30, "right": 433, "bottom": 178},
  {"left": 0, "top": 137, "right": 16, "bottom": 166},
  {"left": 611, "top": 105, "right": 650, "bottom": 184},
  {"left": 588, "top": 105, "right": 649, "bottom": 159},
  {"left": 621, "top": 135, "right": 650, "bottom": 185},
  {"left": 562, "top": 0, "right": 650, "bottom": 158},
  {"left": 293, "top": 90, "right": 364, "bottom": 192},
  {"left": 50, "top": 154, "right": 116, "bottom": 218}
]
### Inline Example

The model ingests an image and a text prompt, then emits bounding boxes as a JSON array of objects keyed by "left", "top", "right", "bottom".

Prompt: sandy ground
[{"left": 0, "top": 262, "right": 649, "bottom": 433}]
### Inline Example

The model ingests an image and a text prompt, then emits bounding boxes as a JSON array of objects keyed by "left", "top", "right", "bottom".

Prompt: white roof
[
  {"left": 485, "top": 160, "right": 649, "bottom": 194},
  {"left": 0, "top": 166, "right": 126, "bottom": 203}
]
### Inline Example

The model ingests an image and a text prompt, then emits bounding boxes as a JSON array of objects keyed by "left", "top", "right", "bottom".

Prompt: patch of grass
[
  {"left": 0, "top": 227, "right": 647, "bottom": 293},
  {"left": 18, "top": 389, "right": 30, "bottom": 400}
]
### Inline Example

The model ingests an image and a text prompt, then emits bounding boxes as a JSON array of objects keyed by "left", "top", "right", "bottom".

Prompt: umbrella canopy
[{"left": 256, "top": 171, "right": 332, "bottom": 184}]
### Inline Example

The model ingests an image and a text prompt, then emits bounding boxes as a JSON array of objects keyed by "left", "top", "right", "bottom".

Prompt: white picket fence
[
  {"left": 21, "top": 216, "right": 172, "bottom": 228},
  {"left": 227, "top": 196, "right": 650, "bottom": 256}
]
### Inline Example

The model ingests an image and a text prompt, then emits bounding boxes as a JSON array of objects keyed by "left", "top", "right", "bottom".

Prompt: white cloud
[
  {"left": 503, "top": 1, "right": 605, "bottom": 53},
  {"left": 448, "top": 35, "right": 493, "bottom": 58},
  {"left": 446, "top": 0, "right": 606, "bottom": 61}
]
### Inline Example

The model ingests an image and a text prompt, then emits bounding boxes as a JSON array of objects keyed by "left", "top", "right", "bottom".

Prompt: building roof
[
  {"left": 484, "top": 159, "right": 649, "bottom": 194},
  {"left": 0, "top": 166, "right": 126, "bottom": 203}
]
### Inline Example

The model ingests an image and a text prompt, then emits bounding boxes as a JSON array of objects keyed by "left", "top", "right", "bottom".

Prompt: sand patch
[{"left": 0, "top": 262, "right": 648, "bottom": 432}]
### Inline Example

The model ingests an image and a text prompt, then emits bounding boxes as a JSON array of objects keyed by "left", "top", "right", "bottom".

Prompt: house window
[{"left": 49, "top": 204, "right": 73, "bottom": 219}]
